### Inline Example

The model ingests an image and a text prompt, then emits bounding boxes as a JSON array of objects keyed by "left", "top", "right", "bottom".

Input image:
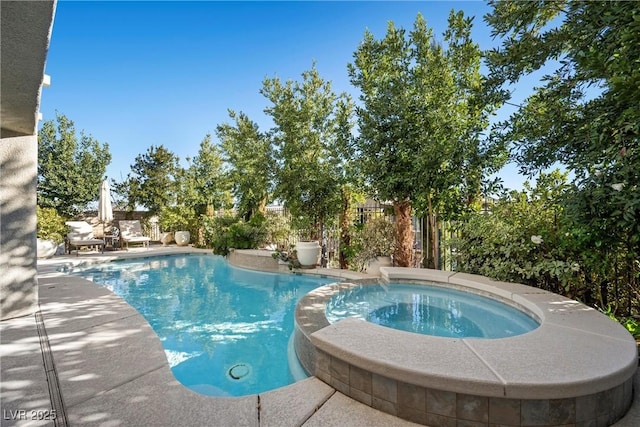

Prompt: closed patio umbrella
[{"left": 98, "top": 179, "right": 113, "bottom": 242}]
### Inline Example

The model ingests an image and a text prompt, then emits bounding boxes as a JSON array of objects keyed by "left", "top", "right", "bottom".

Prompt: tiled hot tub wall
[{"left": 314, "top": 348, "right": 634, "bottom": 427}]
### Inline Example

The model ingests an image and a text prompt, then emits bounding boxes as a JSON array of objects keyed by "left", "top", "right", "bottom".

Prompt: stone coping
[{"left": 296, "top": 268, "right": 638, "bottom": 400}]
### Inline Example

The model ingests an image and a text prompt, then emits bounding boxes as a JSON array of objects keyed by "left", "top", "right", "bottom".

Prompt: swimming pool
[
  {"left": 65, "top": 254, "right": 336, "bottom": 396},
  {"left": 325, "top": 283, "right": 539, "bottom": 338}
]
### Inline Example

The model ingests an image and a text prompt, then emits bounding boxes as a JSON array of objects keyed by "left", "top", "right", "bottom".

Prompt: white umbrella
[{"left": 98, "top": 179, "right": 114, "bottom": 241}]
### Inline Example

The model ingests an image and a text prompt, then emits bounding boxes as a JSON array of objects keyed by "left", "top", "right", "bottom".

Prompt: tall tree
[
  {"left": 181, "top": 134, "right": 233, "bottom": 214},
  {"left": 113, "top": 145, "right": 180, "bottom": 214},
  {"left": 216, "top": 110, "right": 273, "bottom": 220},
  {"left": 349, "top": 12, "right": 502, "bottom": 267},
  {"left": 261, "top": 64, "right": 346, "bottom": 240},
  {"left": 485, "top": 1, "right": 639, "bottom": 176},
  {"left": 485, "top": 0, "right": 640, "bottom": 311},
  {"left": 38, "top": 113, "right": 111, "bottom": 217},
  {"left": 332, "top": 95, "right": 361, "bottom": 269}
]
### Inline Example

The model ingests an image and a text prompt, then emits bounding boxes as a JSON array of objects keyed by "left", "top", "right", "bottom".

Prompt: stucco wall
[{"left": 0, "top": 135, "right": 38, "bottom": 320}]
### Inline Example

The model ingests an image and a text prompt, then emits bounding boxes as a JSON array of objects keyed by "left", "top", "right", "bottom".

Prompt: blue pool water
[
  {"left": 326, "top": 283, "right": 539, "bottom": 338},
  {"left": 65, "top": 254, "right": 336, "bottom": 396}
]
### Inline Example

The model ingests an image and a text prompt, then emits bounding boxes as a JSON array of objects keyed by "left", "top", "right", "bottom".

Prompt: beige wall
[
  {"left": 0, "top": 136, "right": 38, "bottom": 320},
  {"left": 1, "top": 0, "right": 56, "bottom": 320}
]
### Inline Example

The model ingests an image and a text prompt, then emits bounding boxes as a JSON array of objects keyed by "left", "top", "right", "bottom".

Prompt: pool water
[
  {"left": 325, "top": 283, "right": 539, "bottom": 338},
  {"left": 65, "top": 254, "right": 335, "bottom": 396}
]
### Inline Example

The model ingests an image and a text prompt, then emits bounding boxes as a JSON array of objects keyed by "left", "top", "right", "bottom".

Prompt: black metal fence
[{"left": 266, "top": 200, "right": 427, "bottom": 269}]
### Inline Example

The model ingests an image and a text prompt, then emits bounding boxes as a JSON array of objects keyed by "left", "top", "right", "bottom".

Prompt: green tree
[
  {"left": 38, "top": 113, "right": 111, "bottom": 217},
  {"left": 349, "top": 12, "right": 503, "bottom": 267},
  {"left": 261, "top": 64, "right": 347, "bottom": 240},
  {"left": 216, "top": 111, "right": 273, "bottom": 220},
  {"left": 113, "top": 145, "right": 180, "bottom": 214},
  {"left": 485, "top": 0, "right": 640, "bottom": 314},
  {"left": 181, "top": 134, "right": 233, "bottom": 214},
  {"left": 485, "top": 1, "right": 639, "bottom": 175},
  {"left": 332, "top": 95, "right": 363, "bottom": 269}
]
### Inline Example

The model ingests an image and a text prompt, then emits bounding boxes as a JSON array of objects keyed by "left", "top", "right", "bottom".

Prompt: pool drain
[{"left": 228, "top": 363, "right": 250, "bottom": 380}]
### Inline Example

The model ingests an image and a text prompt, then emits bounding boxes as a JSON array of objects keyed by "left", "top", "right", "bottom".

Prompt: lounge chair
[
  {"left": 65, "top": 221, "right": 105, "bottom": 256},
  {"left": 118, "top": 220, "right": 151, "bottom": 250}
]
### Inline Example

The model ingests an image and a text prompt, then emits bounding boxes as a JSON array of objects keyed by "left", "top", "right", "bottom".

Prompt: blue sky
[{"left": 40, "top": 1, "right": 533, "bottom": 191}]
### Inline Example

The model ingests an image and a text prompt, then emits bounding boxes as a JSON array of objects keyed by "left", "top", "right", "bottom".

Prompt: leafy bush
[
  {"left": 230, "top": 217, "right": 267, "bottom": 249},
  {"left": 202, "top": 215, "right": 234, "bottom": 255},
  {"left": 159, "top": 205, "right": 197, "bottom": 232},
  {"left": 452, "top": 171, "right": 580, "bottom": 295},
  {"left": 272, "top": 248, "right": 301, "bottom": 270},
  {"left": 454, "top": 169, "right": 640, "bottom": 332},
  {"left": 264, "top": 211, "right": 294, "bottom": 249},
  {"left": 36, "top": 206, "right": 67, "bottom": 243},
  {"left": 348, "top": 216, "right": 396, "bottom": 272},
  {"left": 202, "top": 214, "right": 267, "bottom": 255}
]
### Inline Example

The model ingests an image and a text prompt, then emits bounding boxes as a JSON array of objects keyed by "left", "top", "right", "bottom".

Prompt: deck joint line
[
  {"left": 296, "top": 387, "right": 336, "bottom": 427},
  {"left": 257, "top": 394, "right": 261, "bottom": 426},
  {"left": 35, "top": 310, "right": 69, "bottom": 427},
  {"left": 461, "top": 338, "right": 508, "bottom": 389}
]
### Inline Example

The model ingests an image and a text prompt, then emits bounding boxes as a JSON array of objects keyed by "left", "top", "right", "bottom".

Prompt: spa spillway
[{"left": 293, "top": 268, "right": 637, "bottom": 427}]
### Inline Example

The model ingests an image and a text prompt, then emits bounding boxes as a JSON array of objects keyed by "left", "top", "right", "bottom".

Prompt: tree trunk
[
  {"left": 393, "top": 199, "right": 413, "bottom": 267},
  {"left": 247, "top": 196, "right": 269, "bottom": 221},
  {"left": 339, "top": 187, "right": 351, "bottom": 269},
  {"left": 600, "top": 280, "right": 609, "bottom": 311},
  {"left": 258, "top": 195, "right": 268, "bottom": 216},
  {"left": 424, "top": 193, "right": 439, "bottom": 269}
]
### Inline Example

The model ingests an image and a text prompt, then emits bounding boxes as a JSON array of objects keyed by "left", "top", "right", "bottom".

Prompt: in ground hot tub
[
  {"left": 325, "top": 282, "right": 540, "bottom": 339},
  {"left": 294, "top": 268, "right": 638, "bottom": 427}
]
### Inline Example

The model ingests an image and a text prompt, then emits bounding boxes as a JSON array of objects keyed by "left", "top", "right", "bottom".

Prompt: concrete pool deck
[{"left": 1, "top": 246, "right": 639, "bottom": 426}]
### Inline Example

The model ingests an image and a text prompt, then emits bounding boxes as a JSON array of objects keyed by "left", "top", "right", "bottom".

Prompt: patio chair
[
  {"left": 118, "top": 220, "right": 151, "bottom": 250},
  {"left": 65, "top": 221, "right": 105, "bottom": 256}
]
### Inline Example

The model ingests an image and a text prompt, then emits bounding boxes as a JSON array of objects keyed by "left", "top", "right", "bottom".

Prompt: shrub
[
  {"left": 264, "top": 212, "right": 294, "bottom": 249},
  {"left": 348, "top": 216, "right": 396, "bottom": 272},
  {"left": 453, "top": 169, "right": 640, "bottom": 331},
  {"left": 36, "top": 206, "right": 67, "bottom": 243},
  {"left": 202, "top": 215, "right": 235, "bottom": 255},
  {"left": 202, "top": 214, "right": 267, "bottom": 255},
  {"left": 452, "top": 171, "right": 581, "bottom": 297},
  {"left": 272, "top": 248, "right": 301, "bottom": 270},
  {"left": 159, "top": 205, "right": 197, "bottom": 233}
]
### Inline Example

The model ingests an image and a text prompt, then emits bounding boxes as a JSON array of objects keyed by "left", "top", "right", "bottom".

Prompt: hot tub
[{"left": 294, "top": 268, "right": 637, "bottom": 426}]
